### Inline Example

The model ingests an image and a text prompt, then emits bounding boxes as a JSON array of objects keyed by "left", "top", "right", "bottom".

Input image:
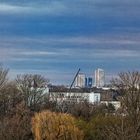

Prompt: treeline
[{"left": 0, "top": 66, "right": 140, "bottom": 140}]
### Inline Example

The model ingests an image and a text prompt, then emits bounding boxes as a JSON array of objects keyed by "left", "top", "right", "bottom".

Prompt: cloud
[
  {"left": 0, "top": 0, "right": 140, "bottom": 18},
  {"left": 19, "top": 51, "right": 58, "bottom": 56},
  {"left": 0, "top": 47, "right": 25, "bottom": 62},
  {"left": 1, "top": 34, "right": 140, "bottom": 46},
  {"left": 46, "top": 36, "right": 140, "bottom": 46},
  {"left": 0, "top": 2, "right": 66, "bottom": 16},
  {"left": 0, "top": 35, "right": 140, "bottom": 64}
]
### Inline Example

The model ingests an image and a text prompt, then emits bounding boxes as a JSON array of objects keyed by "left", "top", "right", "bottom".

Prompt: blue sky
[{"left": 0, "top": 0, "right": 140, "bottom": 85}]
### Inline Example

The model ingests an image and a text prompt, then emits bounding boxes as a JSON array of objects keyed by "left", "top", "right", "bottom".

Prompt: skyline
[{"left": 0, "top": 0, "right": 140, "bottom": 85}]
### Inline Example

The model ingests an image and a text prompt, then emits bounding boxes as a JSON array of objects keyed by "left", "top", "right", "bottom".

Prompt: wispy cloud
[
  {"left": 19, "top": 51, "right": 58, "bottom": 56},
  {"left": 0, "top": 0, "right": 140, "bottom": 18},
  {"left": 0, "top": 2, "right": 66, "bottom": 16},
  {"left": 0, "top": 35, "right": 140, "bottom": 64},
  {"left": 1, "top": 34, "right": 140, "bottom": 46}
]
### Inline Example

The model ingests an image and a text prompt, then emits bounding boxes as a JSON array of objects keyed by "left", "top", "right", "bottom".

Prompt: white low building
[
  {"left": 49, "top": 90, "right": 121, "bottom": 110},
  {"left": 49, "top": 92, "right": 101, "bottom": 104}
]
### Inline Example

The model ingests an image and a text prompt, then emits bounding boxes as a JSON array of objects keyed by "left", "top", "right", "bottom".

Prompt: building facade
[
  {"left": 94, "top": 68, "right": 105, "bottom": 87},
  {"left": 85, "top": 77, "right": 93, "bottom": 88},
  {"left": 75, "top": 73, "right": 86, "bottom": 88},
  {"left": 49, "top": 92, "right": 101, "bottom": 104}
]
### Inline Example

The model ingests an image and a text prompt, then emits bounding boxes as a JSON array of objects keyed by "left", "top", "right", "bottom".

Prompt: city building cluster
[
  {"left": 75, "top": 68, "right": 105, "bottom": 88},
  {"left": 37, "top": 68, "right": 121, "bottom": 110}
]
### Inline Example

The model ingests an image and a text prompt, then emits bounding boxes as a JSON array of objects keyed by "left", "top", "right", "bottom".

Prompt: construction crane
[
  {"left": 69, "top": 68, "right": 80, "bottom": 92},
  {"left": 58, "top": 68, "right": 81, "bottom": 113}
]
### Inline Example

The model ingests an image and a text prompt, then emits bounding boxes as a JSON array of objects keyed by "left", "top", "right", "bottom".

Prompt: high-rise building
[
  {"left": 75, "top": 73, "right": 86, "bottom": 88},
  {"left": 88, "top": 77, "right": 93, "bottom": 88},
  {"left": 94, "top": 68, "right": 105, "bottom": 87},
  {"left": 85, "top": 77, "right": 93, "bottom": 88}
]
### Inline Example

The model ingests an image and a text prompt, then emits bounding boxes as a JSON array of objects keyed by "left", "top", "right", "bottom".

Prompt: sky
[{"left": 0, "top": 0, "right": 140, "bottom": 85}]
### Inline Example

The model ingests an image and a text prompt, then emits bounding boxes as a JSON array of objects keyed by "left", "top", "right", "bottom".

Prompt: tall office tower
[
  {"left": 85, "top": 77, "right": 93, "bottom": 88},
  {"left": 75, "top": 73, "right": 86, "bottom": 88},
  {"left": 94, "top": 68, "right": 105, "bottom": 87},
  {"left": 88, "top": 77, "right": 93, "bottom": 88}
]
